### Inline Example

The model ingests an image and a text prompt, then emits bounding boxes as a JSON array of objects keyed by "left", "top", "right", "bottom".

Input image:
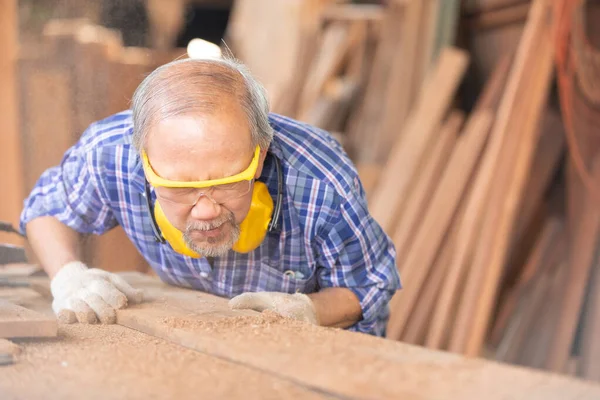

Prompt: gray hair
[{"left": 131, "top": 55, "right": 273, "bottom": 152}]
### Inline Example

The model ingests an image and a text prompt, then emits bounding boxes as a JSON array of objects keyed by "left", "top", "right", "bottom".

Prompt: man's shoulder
[
  {"left": 77, "top": 110, "right": 135, "bottom": 152},
  {"left": 268, "top": 113, "right": 360, "bottom": 198}
]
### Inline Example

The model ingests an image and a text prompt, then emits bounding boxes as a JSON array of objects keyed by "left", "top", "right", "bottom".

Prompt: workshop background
[{"left": 1, "top": 0, "right": 600, "bottom": 383}]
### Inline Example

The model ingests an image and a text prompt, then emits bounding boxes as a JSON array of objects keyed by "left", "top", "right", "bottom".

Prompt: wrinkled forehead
[
  {"left": 144, "top": 108, "right": 254, "bottom": 182},
  {"left": 146, "top": 97, "right": 252, "bottom": 149}
]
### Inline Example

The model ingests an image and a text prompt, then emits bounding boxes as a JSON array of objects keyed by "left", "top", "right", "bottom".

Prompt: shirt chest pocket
[{"left": 256, "top": 260, "right": 319, "bottom": 294}]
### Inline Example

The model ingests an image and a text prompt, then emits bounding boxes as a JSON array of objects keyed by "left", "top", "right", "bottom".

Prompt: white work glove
[
  {"left": 50, "top": 261, "right": 143, "bottom": 324},
  {"left": 229, "top": 292, "right": 318, "bottom": 325}
]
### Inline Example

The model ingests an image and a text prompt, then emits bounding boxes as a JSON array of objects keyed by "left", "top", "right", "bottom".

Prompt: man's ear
[{"left": 254, "top": 147, "right": 268, "bottom": 179}]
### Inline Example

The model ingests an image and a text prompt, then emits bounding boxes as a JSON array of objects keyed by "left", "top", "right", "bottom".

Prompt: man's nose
[{"left": 190, "top": 194, "right": 221, "bottom": 220}]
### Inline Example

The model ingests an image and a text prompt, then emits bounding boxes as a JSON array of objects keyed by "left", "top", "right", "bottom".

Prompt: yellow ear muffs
[
  {"left": 154, "top": 199, "right": 201, "bottom": 258},
  {"left": 232, "top": 181, "right": 274, "bottom": 253},
  {"left": 154, "top": 181, "right": 274, "bottom": 258}
]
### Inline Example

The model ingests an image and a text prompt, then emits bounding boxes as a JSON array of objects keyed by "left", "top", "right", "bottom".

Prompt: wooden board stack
[
  {"left": 226, "top": 0, "right": 600, "bottom": 382},
  {"left": 8, "top": 0, "right": 600, "bottom": 384}
]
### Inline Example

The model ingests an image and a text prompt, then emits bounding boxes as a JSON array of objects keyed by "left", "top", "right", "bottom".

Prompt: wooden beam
[
  {"left": 0, "top": 299, "right": 57, "bottom": 338},
  {"left": 468, "top": 3, "right": 531, "bottom": 31},
  {"left": 508, "top": 108, "right": 565, "bottom": 270},
  {"left": 546, "top": 159, "right": 600, "bottom": 372},
  {"left": 304, "top": 78, "right": 359, "bottom": 131},
  {"left": 321, "top": 3, "right": 384, "bottom": 23},
  {"left": 494, "top": 218, "right": 563, "bottom": 362},
  {"left": 368, "top": 48, "right": 469, "bottom": 234},
  {"left": 386, "top": 110, "right": 494, "bottom": 340},
  {"left": 115, "top": 272, "right": 600, "bottom": 400},
  {"left": 356, "top": 163, "right": 382, "bottom": 202},
  {"left": 0, "top": 0, "right": 24, "bottom": 246},
  {"left": 464, "top": 0, "right": 531, "bottom": 15},
  {"left": 580, "top": 240, "right": 600, "bottom": 380},
  {"left": 402, "top": 222, "right": 455, "bottom": 345},
  {"left": 392, "top": 111, "right": 463, "bottom": 263},
  {"left": 297, "top": 21, "right": 358, "bottom": 120},
  {"left": 461, "top": 0, "right": 554, "bottom": 357},
  {"left": 426, "top": 54, "right": 513, "bottom": 350},
  {"left": 490, "top": 217, "right": 564, "bottom": 348},
  {"left": 448, "top": 0, "right": 553, "bottom": 354},
  {"left": 345, "top": 1, "right": 407, "bottom": 163},
  {"left": 376, "top": 0, "right": 425, "bottom": 162}
]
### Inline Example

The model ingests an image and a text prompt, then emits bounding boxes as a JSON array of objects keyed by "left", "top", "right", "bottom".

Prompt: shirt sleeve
[
  {"left": 19, "top": 129, "right": 118, "bottom": 236},
  {"left": 314, "top": 187, "right": 402, "bottom": 337}
]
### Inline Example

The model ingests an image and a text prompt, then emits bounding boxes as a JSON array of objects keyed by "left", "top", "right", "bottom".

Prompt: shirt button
[{"left": 200, "top": 272, "right": 209, "bottom": 278}]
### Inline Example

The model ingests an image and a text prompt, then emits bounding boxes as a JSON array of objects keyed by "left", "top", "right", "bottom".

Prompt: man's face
[{"left": 144, "top": 101, "right": 266, "bottom": 257}]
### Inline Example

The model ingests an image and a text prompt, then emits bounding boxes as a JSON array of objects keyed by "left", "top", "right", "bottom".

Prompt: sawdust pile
[
  {"left": 161, "top": 309, "right": 308, "bottom": 332},
  {"left": 0, "top": 324, "right": 327, "bottom": 400}
]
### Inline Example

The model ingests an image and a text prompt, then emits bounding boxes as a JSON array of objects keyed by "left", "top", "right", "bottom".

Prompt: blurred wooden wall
[
  {"left": 0, "top": 0, "right": 25, "bottom": 247},
  {"left": 18, "top": 19, "right": 187, "bottom": 273}
]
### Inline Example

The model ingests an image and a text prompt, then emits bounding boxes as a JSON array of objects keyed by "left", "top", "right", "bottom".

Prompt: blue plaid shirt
[{"left": 20, "top": 111, "right": 401, "bottom": 336}]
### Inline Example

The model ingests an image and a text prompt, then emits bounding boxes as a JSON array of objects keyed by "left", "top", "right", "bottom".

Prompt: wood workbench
[{"left": 1, "top": 272, "right": 600, "bottom": 400}]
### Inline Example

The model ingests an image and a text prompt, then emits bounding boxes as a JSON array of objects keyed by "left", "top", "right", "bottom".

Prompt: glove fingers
[
  {"left": 79, "top": 291, "right": 116, "bottom": 324},
  {"left": 52, "top": 298, "right": 77, "bottom": 324},
  {"left": 105, "top": 274, "right": 144, "bottom": 305},
  {"left": 229, "top": 293, "right": 273, "bottom": 312},
  {"left": 88, "top": 279, "right": 128, "bottom": 309},
  {"left": 67, "top": 297, "right": 98, "bottom": 324}
]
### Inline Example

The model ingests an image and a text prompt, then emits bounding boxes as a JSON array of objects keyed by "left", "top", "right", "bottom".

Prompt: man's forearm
[
  {"left": 25, "top": 216, "right": 82, "bottom": 278},
  {"left": 308, "top": 287, "right": 362, "bottom": 328}
]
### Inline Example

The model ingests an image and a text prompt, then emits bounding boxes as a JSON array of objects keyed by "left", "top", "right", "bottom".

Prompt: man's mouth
[{"left": 190, "top": 224, "right": 224, "bottom": 239}]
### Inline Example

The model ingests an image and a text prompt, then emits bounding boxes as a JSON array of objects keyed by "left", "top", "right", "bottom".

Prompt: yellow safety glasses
[{"left": 142, "top": 145, "right": 261, "bottom": 205}]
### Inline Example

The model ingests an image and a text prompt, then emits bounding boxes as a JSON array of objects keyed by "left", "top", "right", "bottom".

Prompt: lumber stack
[
  {"left": 12, "top": 0, "right": 600, "bottom": 384},
  {"left": 226, "top": 0, "right": 600, "bottom": 382},
  {"left": 17, "top": 19, "right": 185, "bottom": 274}
]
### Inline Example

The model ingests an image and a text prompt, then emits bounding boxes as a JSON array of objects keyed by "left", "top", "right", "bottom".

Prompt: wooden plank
[
  {"left": 0, "top": 338, "right": 20, "bottom": 365},
  {"left": 468, "top": 3, "right": 531, "bottom": 31},
  {"left": 402, "top": 225, "right": 455, "bottom": 345},
  {"left": 226, "top": 0, "right": 334, "bottom": 116},
  {"left": 432, "top": 0, "right": 462, "bottom": 61},
  {"left": 0, "top": 0, "right": 24, "bottom": 247},
  {"left": 527, "top": 258, "right": 568, "bottom": 369},
  {"left": 115, "top": 273, "right": 600, "bottom": 400},
  {"left": 580, "top": 241, "right": 600, "bottom": 380},
  {"left": 412, "top": 0, "right": 440, "bottom": 103},
  {"left": 508, "top": 220, "right": 567, "bottom": 367},
  {"left": 0, "top": 264, "right": 43, "bottom": 278},
  {"left": 0, "top": 324, "right": 330, "bottom": 399},
  {"left": 448, "top": 0, "right": 553, "bottom": 354},
  {"left": 376, "top": 0, "right": 425, "bottom": 163},
  {"left": 495, "top": 251, "right": 555, "bottom": 363},
  {"left": 304, "top": 78, "right": 359, "bottom": 131},
  {"left": 490, "top": 217, "right": 564, "bottom": 348},
  {"left": 345, "top": 20, "right": 370, "bottom": 87},
  {"left": 356, "top": 163, "right": 382, "bottom": 201},
  {"left": 0, "top": 299, "right": 57, "bottom": 338},
  {"left": 464, "top": 0, "right": 531, "bottom": 14},
  {"left": 321, "top": 3, "right": 385, "bottom": 23},
  {"left": 107, "top": 47, "right": 150, "bottom": 115},
  {"left": 386, "top": 110, "right": 494, "bottom": 340},
  {"left": 506, "top": 108, "right": 565, "bottom": 277},
  {"left": 297, "top": 21, "right": 355, "bottom": 119},
  {"left": 345, "top": 1, "right": 406, "bottom": 163},
  {"left": 463, "top": 2, "right": 553, "bottom": 356},
  {"left": 21, "top": 69, "right": 73, "bottom": 193},
  {"left": 392, "top": 111, "right": 462, "bottom": 263},
  {"left": 546, "top": 157, "right": 600, "bottom": 372},
  {"left": 368, "top": 48, "right": 469, "bottom": 234},
  {"left": 424, "top": 50, "right": 514, "bottom": 352}
]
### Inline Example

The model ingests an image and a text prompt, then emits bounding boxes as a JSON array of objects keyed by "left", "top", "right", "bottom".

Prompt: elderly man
[{"left": 20, "top": 56, "right": 401, "bottom": 336}]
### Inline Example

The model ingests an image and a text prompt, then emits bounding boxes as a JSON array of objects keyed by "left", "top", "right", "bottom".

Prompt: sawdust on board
[
  {"left": 0, "top": 324, "right": 331, "bottom": 400},
  {"left": 161, "top": 309, "right": 314, "bottom": 332}
]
